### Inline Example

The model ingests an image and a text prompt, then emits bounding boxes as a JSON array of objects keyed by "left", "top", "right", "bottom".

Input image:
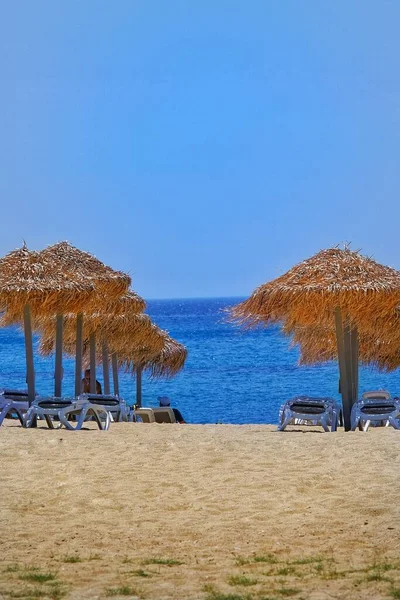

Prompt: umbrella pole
[
  {"left": 136, "top": 366, "right": 142, "bottom": 407},
  {"left": 54, "top": 314, "right": 63, "bottom": 398},
  {"left": 89, "top": 333, "right": 96, "bottom": 394},
  {"left": 334, "top": 307, "right": 352, "bottom": 431},
  {"left": 351, "top": 325, "right": 359, "bottom": 404},
  {"left": 111, "top": 353, "right": 120, "bottom": 396},
  {"left": 75, "top": 313, "right": 83, "bottom": 397},
  {"left": 23, "top": 304, "right": 35, "bottom": 407},
  {"left": 102, "top": 342, "right": 110, "bottom": 395}
]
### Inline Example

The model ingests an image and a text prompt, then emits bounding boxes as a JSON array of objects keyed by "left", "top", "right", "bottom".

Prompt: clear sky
[{"left": 1, "top": 1, "right": 399, "bottom": 298}]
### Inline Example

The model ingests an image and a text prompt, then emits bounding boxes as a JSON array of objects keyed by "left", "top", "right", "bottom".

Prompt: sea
[{"left": 1, "top": 297, "right": 400, "bottom": 425}]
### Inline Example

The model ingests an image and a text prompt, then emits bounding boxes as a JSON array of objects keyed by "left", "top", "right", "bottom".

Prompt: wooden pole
[
  {"left": 23, "top": 304, "right": 35, "bottom": 406},
  {"left": 89, "top": 333, "right": 96, "bottom": 394},
  {"left": 54, "top": 314, "right": 63, "bottom": 398},
  {"left": 334, "top": 307, "right": 352, "bottom": 431},
  {"left": 136, "top": 366, "right": 142, "bottom": 407},
  {"left": 111, "top": 353, "right": 119, "bottom": 396},
  {"left": 102, "top": 342, "right": 110, "bottom": 395},
  {"left": 74, "top": 313, "right": 83, "bottom": 397},
  {"left": 351, "top": 325, "right": 359, "bottom": 404}
]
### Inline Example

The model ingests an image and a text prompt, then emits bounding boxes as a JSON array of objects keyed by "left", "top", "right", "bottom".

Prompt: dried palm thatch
[
  {"left": 39, "top": 322, "right": 187, "bottom": 379},
  {"left": 119, "top": 333, "right": 188, "bottom": 378},
  {"left": 105, "top": 291, "right": 146, "bottom": 315},
  {"left": 0, "top": 244, "right": 95, "bottom": 316},
  {"left": 40, "top": 241, "right": 132, "bottom": 308},
  {"left": 229, "top": 247, "right": 400, "bottom": 334},
  {"left": 229, "top": 246, "right": 400, "bottom": 431},
  {"left": 289, "top": 321, "right": 400, "bottom": 373},
  {"left": 38, "top": 312, "right": 165, "bottom": 358}
]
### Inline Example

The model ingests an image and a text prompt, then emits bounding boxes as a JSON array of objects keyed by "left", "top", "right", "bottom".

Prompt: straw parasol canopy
[
  {"left": 229, "top": 246, "right": 400, "bottom": 430},
  {"left": 40, "top": 241, "right": 132, "bottom": 307},
  {"left": 290, "top": 322, "right": 400, "bottom": 373},
  {"left": 119, "top": 333, "right": 188, "bottom": 378},
  {"left": 230, "top": 247, "right": 400, "bottom": 334},
  {"left": 0, "top": 243, "right": 99, "bottom": 403},
  {"left": 0, "top": 244, "right": 95, "bottom": 316}
]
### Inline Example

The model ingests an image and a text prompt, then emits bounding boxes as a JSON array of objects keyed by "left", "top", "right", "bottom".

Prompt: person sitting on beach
[
  {"left": 158, "top": 396, "right": 186, "bottom": 423},
  {"left": 82, "top": 369, "right": 102, "bottom": 395}
]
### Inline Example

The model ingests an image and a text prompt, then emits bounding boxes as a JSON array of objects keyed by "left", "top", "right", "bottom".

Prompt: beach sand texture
[{"left": 1, "top": 423, "right": 400, "bottom": 599}]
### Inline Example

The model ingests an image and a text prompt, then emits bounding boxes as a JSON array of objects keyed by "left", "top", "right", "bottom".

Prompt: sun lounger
[
  {"left": 351, "top": 391, "right": 400, "bottom": 431},
  {"left": 78, "top": 394, "right": 130, "bottom": 422},
  {"left": 152, "top": 407, "right": 177, "bottom": 423},
  {"left": 277, "top": 396, "right": 340, "bottom": 432},
  {"left": 133, "top": 408, "right": 156, "bottom": 423},
  {"left": 24, "top": 397, "right": 111, "bottom": 430},
  {"left": 0, "top": 390, "right": 30, "bottom": 426}
]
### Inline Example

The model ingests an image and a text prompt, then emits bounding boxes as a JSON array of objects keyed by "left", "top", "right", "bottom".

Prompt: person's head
[
  {"left": 84, "top": 369, "right": 91, "bottom": 378},
  {"left": 158, "top": 396, "right": 171, "bottom": 407}
]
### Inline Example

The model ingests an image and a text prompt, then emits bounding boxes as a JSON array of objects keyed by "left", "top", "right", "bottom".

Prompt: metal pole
[
  {"left": 111, "top": 353, "right": 119, "bottom": 396},
  {"left": 136, "top": 366, "right": 142, "bottom": 407},
  {"left": 102, "top": 342, "right": 110, "bottom": 395},
  {"left": 54, "top": 314, "right": 63, "bottom": 398},
  {"left": 89, "top": 333, "right": 96, "bottom": 394},
  {"left": 334, "top": 307, "right": 351, "bottom": 431},
  {"left": 75, "top": 313, "right": 83, "bottom": 397},
  {"left": 23, "top": 304, "right": 35, "bottom": 406}
]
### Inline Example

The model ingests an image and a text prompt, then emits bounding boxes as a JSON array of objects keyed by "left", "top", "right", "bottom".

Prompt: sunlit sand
[{"left": 1, "top": 423, "right": 399, "bottom": 599}]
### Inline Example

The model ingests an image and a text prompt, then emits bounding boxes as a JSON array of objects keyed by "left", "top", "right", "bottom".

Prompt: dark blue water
[{"left": 1, "top": 297, "right": 400, "bottom": 424}]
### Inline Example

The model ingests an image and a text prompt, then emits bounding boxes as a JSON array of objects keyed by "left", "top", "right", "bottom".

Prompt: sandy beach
[{"left": 1, "top": 422, "right": 400, "bottom": 600}]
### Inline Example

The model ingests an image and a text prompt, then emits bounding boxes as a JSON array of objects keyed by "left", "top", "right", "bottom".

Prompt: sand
[{"left": 0, "top": 422, "right": 400, "bottom": 600}]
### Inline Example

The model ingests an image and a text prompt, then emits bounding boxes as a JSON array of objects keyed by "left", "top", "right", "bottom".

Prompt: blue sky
[{"left": 1, "top": 1, "right": 399, "bottom": 298}]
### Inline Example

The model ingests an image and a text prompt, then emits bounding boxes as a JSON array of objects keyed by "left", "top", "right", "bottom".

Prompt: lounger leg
[
  {"left": 0, "top": 405, "right": 9, "bottom": 426},
  {"left": 44, "top": 414, "right": 54, "bottom": 429},
  {"left": 23, "top": 408, "right": 35, "bottom": 428},
  {"left": 90, "top": 408, "right": 104, "bottom": 430},
  {"left": 277, "top": 413, "right": 292, "bottom": 431}
]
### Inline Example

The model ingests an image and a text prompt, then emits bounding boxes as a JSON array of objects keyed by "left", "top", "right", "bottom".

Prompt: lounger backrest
[
  {"left": 134, "top": 408, "right": 155, "bottom": 423},
  {"left": 152, "top": 408, "right": 177, "bottom": 423}
]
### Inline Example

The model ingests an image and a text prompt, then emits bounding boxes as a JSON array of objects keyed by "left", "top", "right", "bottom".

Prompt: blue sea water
[{"left": 1, "top": 297, "right": 400, "bottom": 425}]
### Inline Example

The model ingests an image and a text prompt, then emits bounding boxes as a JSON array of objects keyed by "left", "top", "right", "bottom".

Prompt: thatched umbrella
[
  {"left": 0, "top": 244, "right": 96, "bottom": 403},
  {"left": 290, "top": 321, "right": 400, "bottom": 373},
  {"left": 39, "top": 325, "right": 187, "bottom": 404},
  {"left": 229, "top": 247, "right": 400, "bottom": 430},
  {"left": 39, "top": 242, "right": 133, "bottom": 396},
  {"left": 118, "top": 332, "right": 187, "bottom": 406},
  {"left": 38, "top": 312, "right": 166, "bottom": 396}
]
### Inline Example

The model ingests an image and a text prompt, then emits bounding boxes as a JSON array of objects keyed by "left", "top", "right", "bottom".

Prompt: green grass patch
[
  {"left": 276, "top": 588, "right": 300, "bottom": 597},
  {"left": 131, "top": 569, "right": 151, "bottom": 578},
  {"left": 142, "top": 558, "right": 183, "bottom": 566},
  {"left": 276, "top": 567, "right": 296, "bottom": 577},
  {"left": 8, "top": 588, "right": 47, "bottom": 598},
  {"left": 105, "top": 586, "right": 139, "bottom": 596},
  {"left": 254, "top": 555, "right": 278, "bottom": 564},
  {"left": 228, "top": 575, "right": 258, "bottom": 586},
  {"left": 88, "top": 553, "right": 102, "bottom": 561},
  {"left": 390, "top": 591, "right": 400, "bottom": 600},
  {"left": 19, "top": 571, "right": 57, "bottom": 584},
  {"left": 4, "top": 564, "right": 20, "bottom": 573},
  {"left": 205, "top": 593, "right": 253, "bottom": 600},
  {"left": 290, "top": 556, "right": 323, "bottom": 566},
  {"left": 62, "top": 555, "right": 81, "bottom": 564}
]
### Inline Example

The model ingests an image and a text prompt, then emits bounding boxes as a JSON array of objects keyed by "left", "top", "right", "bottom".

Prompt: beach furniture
[
  {"left": 0, "top": 390, "right": 30, "bottom": 426},
  {"left": 78, "top": 393, "right": 130, "bottom": 422},
  {"left": 23, "top": 397, "right": 111, "bottom": 430},
  {"left": 152, "top": 407, "right": 177, "bottom": 423},
  {"left": 350, "top": 391, "right": 400, "bottom": 431},
  {"left": 277, "top": 396, "right": 340, "bottom": 432},
  {"left": 133, "top": 408, "right": 156, "bottom": 423}
]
